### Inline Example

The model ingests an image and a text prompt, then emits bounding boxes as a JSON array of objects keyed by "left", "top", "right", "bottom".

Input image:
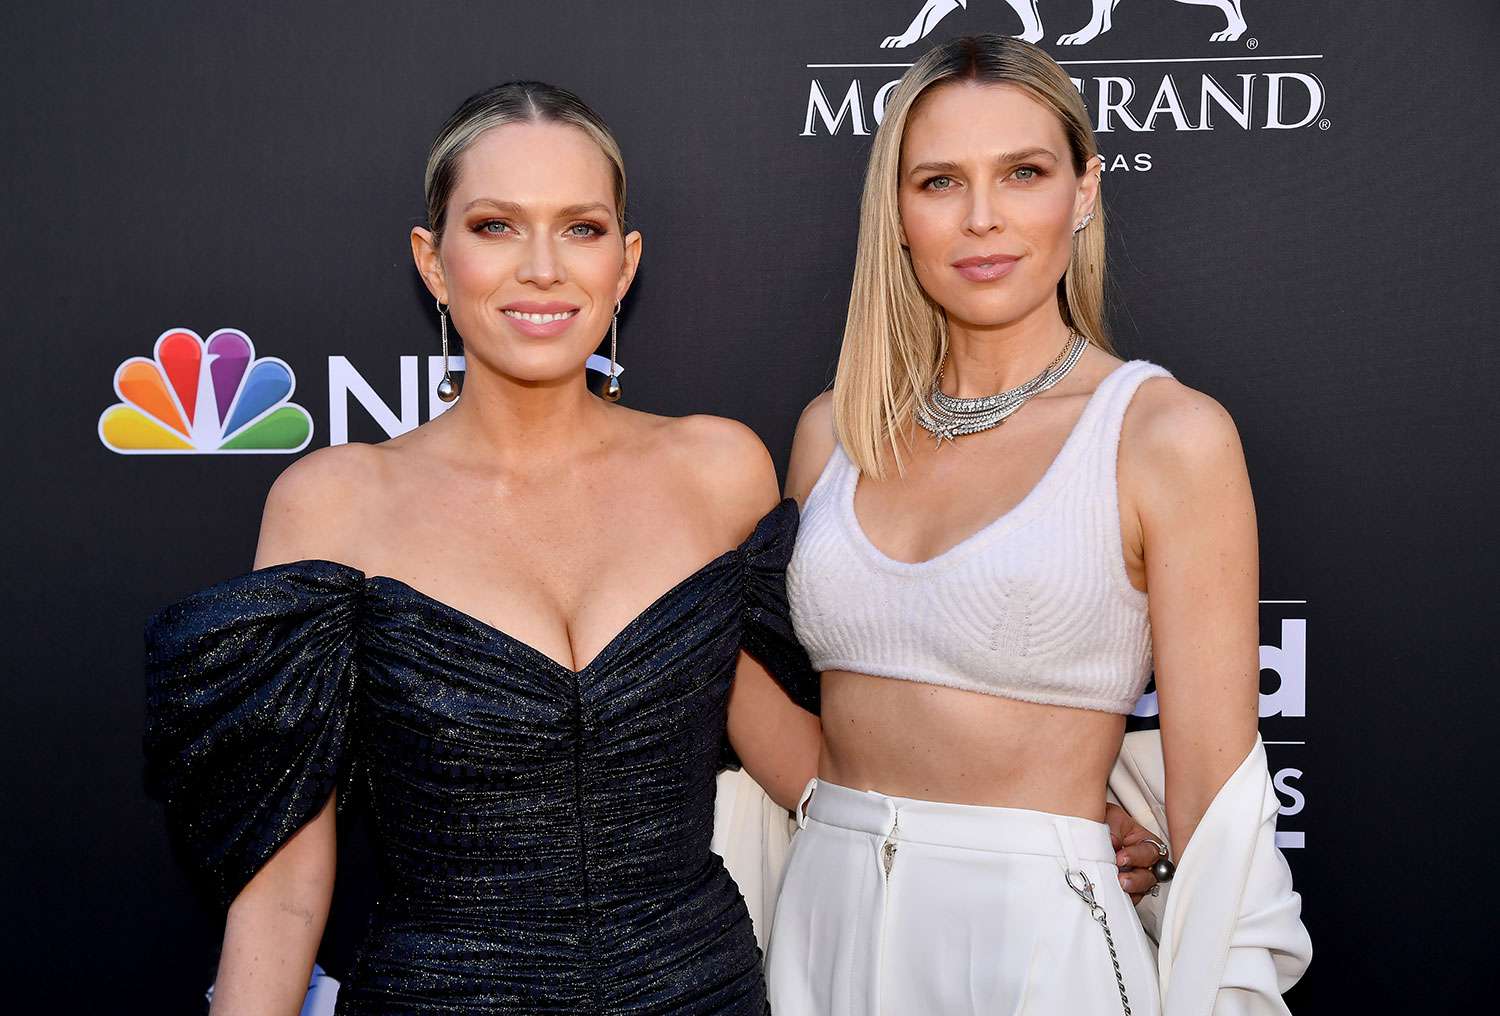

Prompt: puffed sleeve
[
  {"left": 740, "top": 499, "right": 820, "bottom": 716},
  {"left": 143, "top": 560, "right": 363, "bottom": 908}
]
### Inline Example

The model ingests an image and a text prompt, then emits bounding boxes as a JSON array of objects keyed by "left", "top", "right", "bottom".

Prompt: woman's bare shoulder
[
  {"left": 254, "top": 443, "right": 390, "bottom": 569},
  {"left": 671, "top": 414, "right": 780, "bottom": 527},
  {"left": 785, "top": 390, "right": 836, "bottom": 505},
  {"left": 1120, "top": 374, "right": 1248, "bottom": 508},
  {"left": 1123, "top": 375, "right": 1243, "bottom": 467}
]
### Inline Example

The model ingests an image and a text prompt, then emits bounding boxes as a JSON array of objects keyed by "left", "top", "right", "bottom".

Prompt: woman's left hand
[{"left": 1104, "top": 803, "right": 1166, "bottom": 905}]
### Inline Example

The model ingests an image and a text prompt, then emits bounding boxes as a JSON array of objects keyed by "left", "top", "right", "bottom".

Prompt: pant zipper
[{"left": 881, "top": 812, "right": 900, "bottom": 881}]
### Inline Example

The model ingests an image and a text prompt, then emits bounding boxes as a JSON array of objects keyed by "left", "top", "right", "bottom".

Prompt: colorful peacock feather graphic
[{"left": 98, "top": 328, "right": 313, "bottom": 454}]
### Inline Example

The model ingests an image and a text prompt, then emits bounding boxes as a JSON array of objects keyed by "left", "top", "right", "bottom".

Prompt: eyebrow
[
  {"left": 906, "top": 148, "right": 1060, "bottom": 178},
  {"left": 461, "top": 198, "right": 614, "bottom": 219}
]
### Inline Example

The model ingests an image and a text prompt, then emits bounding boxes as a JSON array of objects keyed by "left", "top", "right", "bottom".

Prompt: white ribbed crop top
[{"left": 787, "top": 360, "right": 1170, "bottom": 715}]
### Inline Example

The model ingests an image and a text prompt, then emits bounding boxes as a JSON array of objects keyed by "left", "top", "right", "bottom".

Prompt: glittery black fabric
[{"left": 144, "top": 499, "right": 816, "bottom": 1014}]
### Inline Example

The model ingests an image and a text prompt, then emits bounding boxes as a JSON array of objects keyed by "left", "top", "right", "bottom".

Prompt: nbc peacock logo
[{"left": 98, "top": 328, "right": 313, "bottom": 454}]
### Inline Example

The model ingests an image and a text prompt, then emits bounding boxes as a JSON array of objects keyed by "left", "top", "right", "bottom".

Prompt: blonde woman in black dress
[{"left": 145, "top": 82, "right": 822, "bottom": 1015}]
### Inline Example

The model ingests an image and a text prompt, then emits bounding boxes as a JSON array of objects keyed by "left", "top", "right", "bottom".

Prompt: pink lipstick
[
  {"left": 500, "top": 300, "right": 581, "bottom": 338},
  {"left": 952, "top": 254, "right": 1021, "bottom": 283}
]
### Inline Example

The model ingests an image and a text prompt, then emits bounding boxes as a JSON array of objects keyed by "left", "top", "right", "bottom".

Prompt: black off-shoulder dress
[{"left": 144, "top": 499, "right": 817, "bottom": 1015}]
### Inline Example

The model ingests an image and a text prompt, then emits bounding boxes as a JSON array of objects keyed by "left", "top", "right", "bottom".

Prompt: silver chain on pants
[{"left": 1065, "top": 869, "right": 1132, "bottom": 1015}]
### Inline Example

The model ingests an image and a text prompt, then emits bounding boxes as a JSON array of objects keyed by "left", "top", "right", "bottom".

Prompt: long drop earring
[
  {"left": 603, "top": 301, "right": 622, "bottom": 402},
  {"left": 436, "top": 298, "right": 460, "bottom": 403}
]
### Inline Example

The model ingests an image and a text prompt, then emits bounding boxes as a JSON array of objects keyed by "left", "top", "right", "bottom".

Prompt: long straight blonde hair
[{"left": 834, "top": 34, "right": 1112, "bottom": 479}]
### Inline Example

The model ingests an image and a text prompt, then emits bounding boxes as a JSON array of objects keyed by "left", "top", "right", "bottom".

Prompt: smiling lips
[
  {"left": 501, "top": 301, "right": 581, "bottom": 337},
  {"left": 952, "top": 254, "right": 1021, "bottom": 283}
]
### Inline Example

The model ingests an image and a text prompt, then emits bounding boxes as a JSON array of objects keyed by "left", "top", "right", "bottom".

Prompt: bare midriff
[{"left": 817, "top": 670, "right": 1127, "bottom": 822}]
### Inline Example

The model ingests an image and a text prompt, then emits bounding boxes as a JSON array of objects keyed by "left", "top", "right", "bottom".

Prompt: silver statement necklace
[{"left": 915, "top": 332, "right": 1089, "bottom": 446}]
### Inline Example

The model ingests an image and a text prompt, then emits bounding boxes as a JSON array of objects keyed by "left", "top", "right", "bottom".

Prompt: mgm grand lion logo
[
  {"left": 801, "top": 0, "right": 1326, "bottom": 138},
  {"left": 880, "top": 0, "right": 1249, "bottom": 48}
]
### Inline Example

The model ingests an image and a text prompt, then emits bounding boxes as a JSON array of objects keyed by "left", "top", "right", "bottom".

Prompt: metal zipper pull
[{"left": 881, "top": 813, "right": 900, "bottom": 879}]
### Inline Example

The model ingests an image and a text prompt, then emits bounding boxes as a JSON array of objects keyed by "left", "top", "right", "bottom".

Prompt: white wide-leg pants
[{"left": 765, "top": 779, "right": 1161, "bottom": 1016}]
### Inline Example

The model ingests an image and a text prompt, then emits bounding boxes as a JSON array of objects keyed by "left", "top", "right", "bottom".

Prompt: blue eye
[
  {"left": 476, "top": 220, "right": 512, "bottom": 235},
  {"left": 923, "top": 175, "right": 955, "bottom": 191},
  {"left": 567, "top": 222, "right": 604, "bottom": 238},
  {"left": 1013, "top": 166, "right": 1042, "bottom": 182}
]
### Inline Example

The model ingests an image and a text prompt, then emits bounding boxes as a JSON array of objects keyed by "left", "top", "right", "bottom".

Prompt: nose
[
  {"left": 516, "top": 234, "right": 565, "bottom": 288},
  {"left": 962, "top": 188, "right": 1004, "bottom": 238}
]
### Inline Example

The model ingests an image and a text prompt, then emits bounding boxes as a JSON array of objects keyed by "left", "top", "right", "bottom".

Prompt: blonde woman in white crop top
[{"left": 764, "top": 35, "right": 1308, "bottom": 1016}]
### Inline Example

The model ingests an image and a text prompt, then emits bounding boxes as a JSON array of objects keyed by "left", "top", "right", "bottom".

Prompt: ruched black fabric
[{"left": 144, "top": 499, "right": 817, "bottom": 1015}]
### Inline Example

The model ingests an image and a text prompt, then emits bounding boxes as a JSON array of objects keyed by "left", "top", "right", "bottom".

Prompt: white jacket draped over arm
[{"left": 1107, "top": 730, "right": 1312, "bottom": 1015}]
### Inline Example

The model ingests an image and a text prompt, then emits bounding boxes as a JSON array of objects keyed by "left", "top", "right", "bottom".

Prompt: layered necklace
[{"left": 915, "top": 332, "right": 1089, "bottom": 446}]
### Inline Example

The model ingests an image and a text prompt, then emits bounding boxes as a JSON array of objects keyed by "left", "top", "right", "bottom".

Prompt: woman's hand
[{"left": 1104, "top": 802, "right": 1166, "bottom": 905}]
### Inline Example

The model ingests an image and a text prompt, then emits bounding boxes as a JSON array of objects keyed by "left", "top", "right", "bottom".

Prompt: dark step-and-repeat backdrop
[{"left": 3, "top": 2, "right": 1494, "bottom": 1010}]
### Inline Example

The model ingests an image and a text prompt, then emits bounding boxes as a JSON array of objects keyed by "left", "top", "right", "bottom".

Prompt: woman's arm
[
  {"left": 210, "top": 795, "right": 337, "bottom": 1015},
  {"left": 727, "top": 655, "right": 823, "bottom": 810},
  {"left": 682, "top": 411, "right": 826, "bottom": 811},
  {"left": 209, "top": 448, "right": 365, "bottom": 1012},
  {"left": 1128, "top": 381, "right": 1261, "bottom": 859},
  {"left": 723, "top": 392, "right": 839, "bottom": 808}
]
